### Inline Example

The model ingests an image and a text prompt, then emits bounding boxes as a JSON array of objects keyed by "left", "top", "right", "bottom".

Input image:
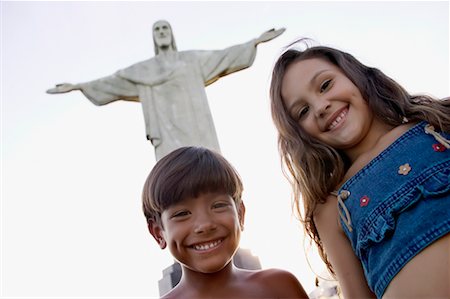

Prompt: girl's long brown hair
[{"left": 269, "top": 41, "right": 450, "bottom": 273}]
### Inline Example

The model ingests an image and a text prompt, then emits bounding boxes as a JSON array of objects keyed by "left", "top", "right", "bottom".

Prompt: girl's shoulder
[{"left": 314, "top": 193, "right": 342, "bottom": 233}]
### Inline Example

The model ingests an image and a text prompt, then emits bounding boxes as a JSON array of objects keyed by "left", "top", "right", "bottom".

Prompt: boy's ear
[
  {"left": 238, "top": 202, "right": 246, "bottom": 231},
  {"left": 148, "top": 220, "right": 167, "bottom": 249}
]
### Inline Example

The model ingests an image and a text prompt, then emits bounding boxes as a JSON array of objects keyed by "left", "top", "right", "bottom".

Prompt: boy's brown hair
[{"left": 142, "top": 146, "right": 243, "bottom": 225}]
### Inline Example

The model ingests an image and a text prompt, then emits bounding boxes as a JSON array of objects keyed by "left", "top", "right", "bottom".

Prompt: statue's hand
[
  {"left": 46, "top": 83, "right": 78, "bottom": 94},
  {"left": 255, "top": 28, "right": 286, "bottom": 45}
]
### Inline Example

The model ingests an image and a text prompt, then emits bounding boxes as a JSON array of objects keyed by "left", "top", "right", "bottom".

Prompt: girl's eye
[
  {"left": 320, "top": 79, "right": 332, "bottom": 93},
  {"left": 297, "top": 106, "right": 309, "bottom": 120}
]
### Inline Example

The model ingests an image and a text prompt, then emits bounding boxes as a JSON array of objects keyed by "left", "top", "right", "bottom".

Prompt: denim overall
[{"left": 336, "top": 121, "right": 450, "bottom": 297}]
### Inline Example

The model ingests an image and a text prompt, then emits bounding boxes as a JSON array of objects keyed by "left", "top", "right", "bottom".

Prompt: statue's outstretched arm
[
  {"left": 46, "top": 75, "right": 139, "bottom": 106},
  {"left": 254, "top": 28, "right": 286, "bottom": 45},
  {"left": 46, "top": 83, "right": 81, "bottom": 94}
]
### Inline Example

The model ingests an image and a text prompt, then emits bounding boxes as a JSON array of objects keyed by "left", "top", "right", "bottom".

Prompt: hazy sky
[{"left": 2, "top": 1, "right": 449, "bottom": 298}]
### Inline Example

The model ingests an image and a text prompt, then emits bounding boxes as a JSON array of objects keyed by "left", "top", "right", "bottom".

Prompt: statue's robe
[{"left": 79, "top": 40, "right": 257, "bottom": 160}]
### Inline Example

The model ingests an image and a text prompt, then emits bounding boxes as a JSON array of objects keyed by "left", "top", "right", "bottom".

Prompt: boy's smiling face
[{"left": 151, "top": 192, "right": 245, "bottom": 274}]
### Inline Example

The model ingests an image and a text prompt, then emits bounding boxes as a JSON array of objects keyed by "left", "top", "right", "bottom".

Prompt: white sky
[{"left": 1, "top": 1, "right": 449, "bottom": 298}]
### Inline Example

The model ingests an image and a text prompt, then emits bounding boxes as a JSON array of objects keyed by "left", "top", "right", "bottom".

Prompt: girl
[{"left": 269, "top": 41, "right": 450, "bottom": 298}]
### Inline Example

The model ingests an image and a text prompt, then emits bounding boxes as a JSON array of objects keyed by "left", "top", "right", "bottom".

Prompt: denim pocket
[{"left": 417, "top": 167, "right": 450, "bottom": 198}]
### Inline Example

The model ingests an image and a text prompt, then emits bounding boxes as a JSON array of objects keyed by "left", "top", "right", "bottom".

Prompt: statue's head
[{"left": 152, "top": 20, "right": 177, "bottom": 55}]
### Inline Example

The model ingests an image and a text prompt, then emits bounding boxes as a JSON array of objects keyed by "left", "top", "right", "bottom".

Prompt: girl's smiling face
[
  {"left": 281, "top": 58, "right": 375, "bottom": 156},
  {"left": 158, "top": 192, "right": 244, "bottom": 274}
]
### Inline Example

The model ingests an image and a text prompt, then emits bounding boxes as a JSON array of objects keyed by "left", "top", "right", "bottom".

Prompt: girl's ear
[
  {"left": 238, "top": 202, "right": 246, "bottom": 231},
  {"left": 148, "top": 220, "right": 167, "bottom": 249}
]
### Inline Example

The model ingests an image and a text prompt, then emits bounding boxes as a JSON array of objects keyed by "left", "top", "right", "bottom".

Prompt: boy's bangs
[{"left": 156, "top": 149, "right": 242, "bottom": 210}]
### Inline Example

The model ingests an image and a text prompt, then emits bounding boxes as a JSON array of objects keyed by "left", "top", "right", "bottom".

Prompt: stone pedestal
[
  {"left": 232, "top": 247, "right": 262, "bottom": 270},
  {"left": 158, "top": 262, "right": 182, "bottom": 296}
]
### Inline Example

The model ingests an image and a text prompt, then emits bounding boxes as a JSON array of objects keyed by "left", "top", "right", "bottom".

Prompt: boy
[{"left": 142, "top": 146, "right": 308, "bottom": 298}]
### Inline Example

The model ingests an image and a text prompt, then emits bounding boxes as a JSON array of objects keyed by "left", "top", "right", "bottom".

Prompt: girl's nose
[{"left": 314, "top": 98, "right": 331, "bottom": 118}]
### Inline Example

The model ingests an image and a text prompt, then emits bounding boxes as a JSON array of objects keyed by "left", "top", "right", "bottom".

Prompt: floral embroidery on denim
[
  {"left": 398, "top": 163, "right": 411, "bottom": 175},
  {"left": 360, "top": 195, "right": 370, "bottom": 207},
  {"left": 432, "top": 143, "right": 446, "bottom": 152}
]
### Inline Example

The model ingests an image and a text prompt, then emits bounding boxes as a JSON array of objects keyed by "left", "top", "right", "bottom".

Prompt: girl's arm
[{"left": 314, "top": 195, "right": 376, "bottom": 299}]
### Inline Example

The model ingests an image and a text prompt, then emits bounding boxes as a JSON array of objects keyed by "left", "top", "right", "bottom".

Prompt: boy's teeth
[{"left": 193, "top": 239, "right": 222, "bottom": 251}]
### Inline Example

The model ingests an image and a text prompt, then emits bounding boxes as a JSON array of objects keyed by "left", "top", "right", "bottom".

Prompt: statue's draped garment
[{"left": 79, "top": 40, "right": 257, "bottom": 160}]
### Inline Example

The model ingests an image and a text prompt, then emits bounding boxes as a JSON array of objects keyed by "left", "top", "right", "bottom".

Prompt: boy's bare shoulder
[
  {"left": 242, "top": 268, "right": 308, "bottom": 298},
  {"left": 245, "top": 267, "right": 296, "bottom": 280},
  {"left": 161, "top": 269, "right": 308, "bottom": 298}
]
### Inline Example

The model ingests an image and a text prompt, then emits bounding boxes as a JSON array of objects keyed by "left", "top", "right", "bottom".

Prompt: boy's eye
[
  {"left": 212, "top": 202, "right": 230, "bottom": 209},
  {"left": 320, "top": 79, "right": 332, "bottom": 93},
  {"left": 171, "top": 210, "right": 190, "bottom": 218}
]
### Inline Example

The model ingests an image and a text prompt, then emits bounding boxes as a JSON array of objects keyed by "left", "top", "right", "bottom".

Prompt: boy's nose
[{"left": 194, "top": 217, "right": 217, "bottom": 234}]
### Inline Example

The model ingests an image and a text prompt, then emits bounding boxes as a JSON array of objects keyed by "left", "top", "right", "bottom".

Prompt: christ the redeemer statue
[{"left": 47, "top": 20, "right": 284, "bottom": 160}]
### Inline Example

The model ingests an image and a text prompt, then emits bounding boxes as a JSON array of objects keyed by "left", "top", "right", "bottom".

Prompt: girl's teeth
[{"left": 328, "top": 110, "right": 347, "bottom": 130}]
